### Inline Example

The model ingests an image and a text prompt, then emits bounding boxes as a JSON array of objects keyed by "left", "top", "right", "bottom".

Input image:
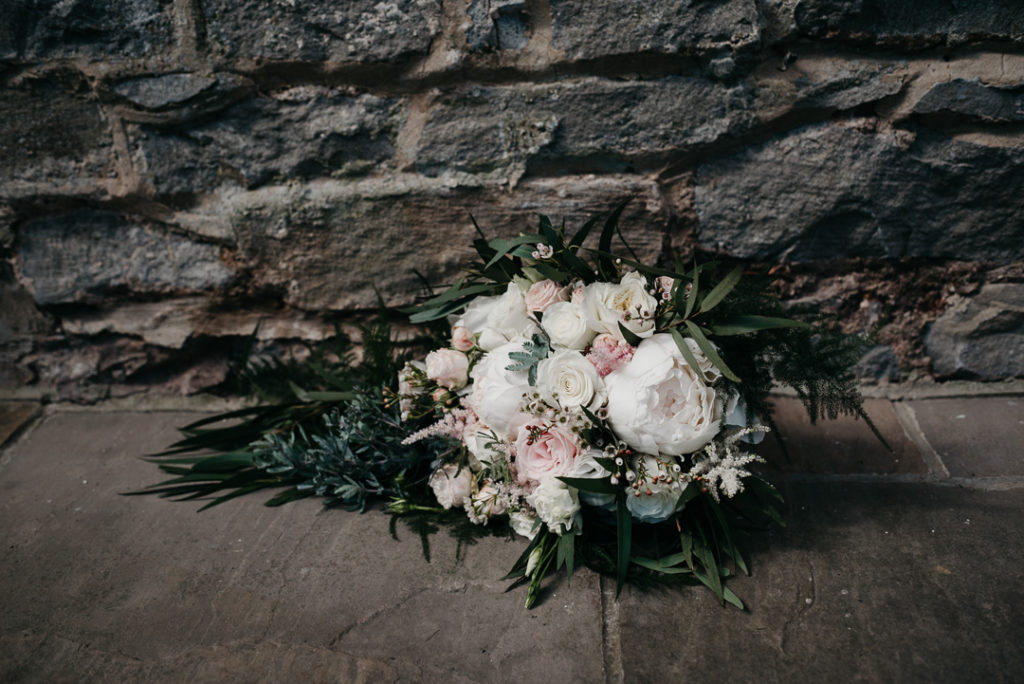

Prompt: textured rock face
[
  {"left": 694, "top": 123, "right": 1024, "bottom": 263},
  {"left": 0, "top": 73, "right": 115, "bottom": 197},
  {"left": 549, "top": 0, "right": 761, "bottom": 59},
  {"left": 2, "top": 0, "right": 1022, "bottom": 398},
  {"left": 18, "top": 211, "right": 235, "bottom": 305},
  {"left": 129, "top": 89, "right": 401, "bottom": 194},
  {"left": 925, "top": 284, "right": 1024, "bottom": 380},
  {"left": 1, "top": 0, "right": 175, "bottom": 60},
  {"left": 202, "top": 0, "right": 442, "bottom": 62}
]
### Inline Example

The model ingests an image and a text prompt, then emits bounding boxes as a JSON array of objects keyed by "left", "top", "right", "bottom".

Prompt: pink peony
[{"left": 524, "top": 279, "right": 569, "bottom": 313}]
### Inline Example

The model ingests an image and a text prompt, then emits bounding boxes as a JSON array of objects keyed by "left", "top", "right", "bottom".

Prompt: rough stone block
[
  {"left": 753, "top": 58, "right": 907, "bottom": 117},
  {"left": 793, "top": 0, "right": 1024, "bottom": 47},
  {"left": 129, "top": 88, "right": 400, "bottom": 195},
  {"left": 912, "top": 78, "right": 1024, "bottom": 124},
  {"left": 695, "top": 123, "right": 1024, "bottom": 262},
  {"left": 466, "top": 0, "right": 529, "bottom": 51},
  {"left": 18, "top": 210, "right": 234, "bottom": 306},
  {"left": 0, "top": 73, "right": 116, "bottom": 198},
  {"left": 0, "top": 0, "right": 175, "bottom": 60},
  {"left": 924, "top": 283, "right": 1024, "bottom": 380},
  {"left": 220, "top": 175, "right": 666, "bottom": 311},
  {"left": 549, "top": 0, "right": 760, "bottom": 60},
  {"left": 202, "top": 0, "right": 442, "bottom": 62},
  {"left": 417, "top": 78, "right": 755, "bottom": 178}
]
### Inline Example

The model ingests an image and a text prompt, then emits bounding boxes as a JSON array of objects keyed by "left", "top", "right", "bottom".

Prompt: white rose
[
  {"left": 429, "top": 464, "right": 474, "bottom": 509},
  {"left": 509, "top": 509, "right": 540, "bottom": 539},
  {"left": 425, "top": 348, "right": 469, "bottom": 390},
  {"left": 542, "top": 301, "right": 595, "bottom": 350},
  {"left": 536, "top": 349, "right": 607, "bottom": 411},
  {"left": 526, "top": 478, "right": 580, "bottom": 533},
  {"left": 582, "top": 272, "right": 658, "bottom": 341},
  {"left": 625, "top": 454, "right": 684, "bottom": 523},
  {"left": 569, "top": 448, "right": 616, "bottom": 509},
  {"left": 464, "top": 340, "right": 531, "bottom": 440},
  {"left": 605, "top": 333, "right": 724, "bottom": 455},
  {"left": 456, "top": 283, "right": 538, "bottom": 351}
]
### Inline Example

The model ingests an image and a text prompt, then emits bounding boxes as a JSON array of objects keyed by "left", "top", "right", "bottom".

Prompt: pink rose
[
  {"left": 514, "top": 424, "right": 580, "bottom": 484},
  {"left": 425, "top": 348, "right": 469, "bottom": 389},
  {"left": 524, "top": 279, "right": 568, "bottom": 313},
  {"left": 451, "top": 326, "right": 475, "bottom": 352}
]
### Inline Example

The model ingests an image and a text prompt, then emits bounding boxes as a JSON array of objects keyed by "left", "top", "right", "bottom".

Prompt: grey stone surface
[
  {"left": 130, "top": 88, "right": 400, "bottom": 194},
  {"left": 18, "top": 210, "right": 234, "bottom": 305},
  {"left": 925, "top": 283, "right": 1024, "bottom": 380},
  {"left": 908, "top": 396, "right": 1024, "bottom": 477},
  {"left": 753, "top": 58, "right": 907, "bottom": 117},
  {"left": 549, "top": 0, "right": 761, "bottom": 60},
  {"left": 0, "top": 411, "right": 605, "bottom": 682},
  {"left": 417, "top": 77, "right": 755, "bottom": 176},
  {"left": 0, "top": 0, "right": 174, "bottom": 60},
  {"left": 913, "top": 78, "right": 1024, "bottom": 124},
  {"left": 227, "top": 175, "right": 667, "bottom": 310},
  {"left": 616, "top": 481, "right": 1024, "bottom": 683},
  {"left": 0, "top": 72, "right": 116, "bottom": 194},
  {"left": 112, "top": 73, "right": 219, "bottom": 110},
  {"left": 202, "top": 0, "right": 442, "bottom": 63},
  {"left": 756, "top": 397, "right": 926, "bottom": 475},
  {"left": 695, "top": 123, "right": 1024, "bottom": 262},
  {"left": 853, "top": 344, "right": 902, "bottom": 382},
  {"left": 467, "top": 0, "right": 529, "bottom": 52},
  {"left": 0, "top": 402, "right": 38, "bottom": 446},
  {"left": 793, "top": 0, "right": 1024, "bottom": 47}
]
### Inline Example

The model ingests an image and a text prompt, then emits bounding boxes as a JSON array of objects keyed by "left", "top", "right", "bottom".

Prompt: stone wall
[{"left": 2, "top": 0, "right": 1023, "bottom": 401}]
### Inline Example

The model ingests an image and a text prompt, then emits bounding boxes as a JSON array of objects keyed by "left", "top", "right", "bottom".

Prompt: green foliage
[{"left": 504, "top": 332, "right": 552, "bottom": 385}]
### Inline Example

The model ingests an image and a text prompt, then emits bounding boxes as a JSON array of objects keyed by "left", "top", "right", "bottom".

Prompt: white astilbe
[
  {"left": 687, "top": 426, "right": 769, "bottom": 502},
  {"left": 401, "top": 408, "right": 479, "bottom": 445}
]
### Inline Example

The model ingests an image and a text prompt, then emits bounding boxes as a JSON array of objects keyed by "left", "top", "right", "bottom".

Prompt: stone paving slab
[
  {"left": 1, "top": 406, "right": 1022, "bottom": 683},
  {"left": 906, "top": 396, "right": 1024, "bottom": 478},
  {"left": 613, "top": 480, "right": 1024, "bottom": 683},
  {"left": 757, "top": 397, "right": 927, "bottom": 475},
  {"left": 0, "top": 412, "right": 603, "bottom": 683},
  {"left": 0, "top": 402, "right": 40, "bottom": 448}
]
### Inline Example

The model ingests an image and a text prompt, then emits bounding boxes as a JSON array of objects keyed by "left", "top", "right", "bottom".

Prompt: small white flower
[{"left": 527, "top": 478, "right": 580, "bottom": 533}]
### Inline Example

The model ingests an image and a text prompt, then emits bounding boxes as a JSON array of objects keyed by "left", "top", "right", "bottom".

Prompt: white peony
[
  {"left": 464, "top": 340, "right": 532, "bottom": 440},
  {"left": 542, "top": 301, "right": 595, "bottom": 350},
  {"left": 429, "top": 464, "right": 474, "bottom": 509},
  {"left": 582, "top": 272, "right": 658, "bottom": 341},
  {"left": 456, "top": 283, "right": 538, "bottom": 351},
  {"left": 536, "top": 349, "right": 607, "bottom": 411},
  {"left": 527, "top": 478, "right": 580, "bottom": 533},
  {"left": 604, "top": 334, "right": 724, "bottom": 455}
]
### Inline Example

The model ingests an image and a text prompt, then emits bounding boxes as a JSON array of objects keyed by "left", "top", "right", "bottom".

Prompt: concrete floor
[{"left": 1, "top": 390, "right": 1022, "bottom": 683}]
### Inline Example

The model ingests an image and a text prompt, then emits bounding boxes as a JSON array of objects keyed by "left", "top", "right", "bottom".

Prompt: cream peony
[
  {"left": 456, "top": 283, "right": 538, "bottom": 351},
  {"left": 542, "top": 301, "right": 595, "bottom": 350},
  {"left": 526, "top": 478, "right": 580, "bottom": 533},
  {"left": 428, "top": 464, "right": 474, "bottom": 509},
  {"left": 582, "top": 271, "right": 658, "bottom": 341},
  {"left": 514, "top": 423, "right": 580, "bottom": 484},
  {"left": 604, "top": 334, "right": 724, "bottom": 455},
  {"left": 536, "top": 349, "right": 607, "bottom": 411},
  {"left": 425, "top": 348, "right": 469, "bottom": 390},
  {"left": 464, "top": 340, "right": 532, "bottom": 440},
  {"left": 524, "top": 279, "right": 568, "bottom": 313}
]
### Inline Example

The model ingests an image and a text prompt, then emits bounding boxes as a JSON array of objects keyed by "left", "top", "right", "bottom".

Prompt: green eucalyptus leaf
[
  {"left": 683, "top": 320, "right": 741, "bottom": 382},
  {"left": 699, "top": 265, "right": 743, "bottom": 313}
]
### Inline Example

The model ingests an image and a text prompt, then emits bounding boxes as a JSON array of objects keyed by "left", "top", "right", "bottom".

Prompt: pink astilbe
[
  {"left": 401, "top": 408, "right": 480, "bottom": 445},
  {"left": 585, "top": 333, "right": 637, "bottom": 377}
]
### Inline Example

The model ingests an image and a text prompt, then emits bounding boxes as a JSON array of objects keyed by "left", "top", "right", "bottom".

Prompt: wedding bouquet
[{"left": 140, "top": 202, "right": 878, "bottom": 609}]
